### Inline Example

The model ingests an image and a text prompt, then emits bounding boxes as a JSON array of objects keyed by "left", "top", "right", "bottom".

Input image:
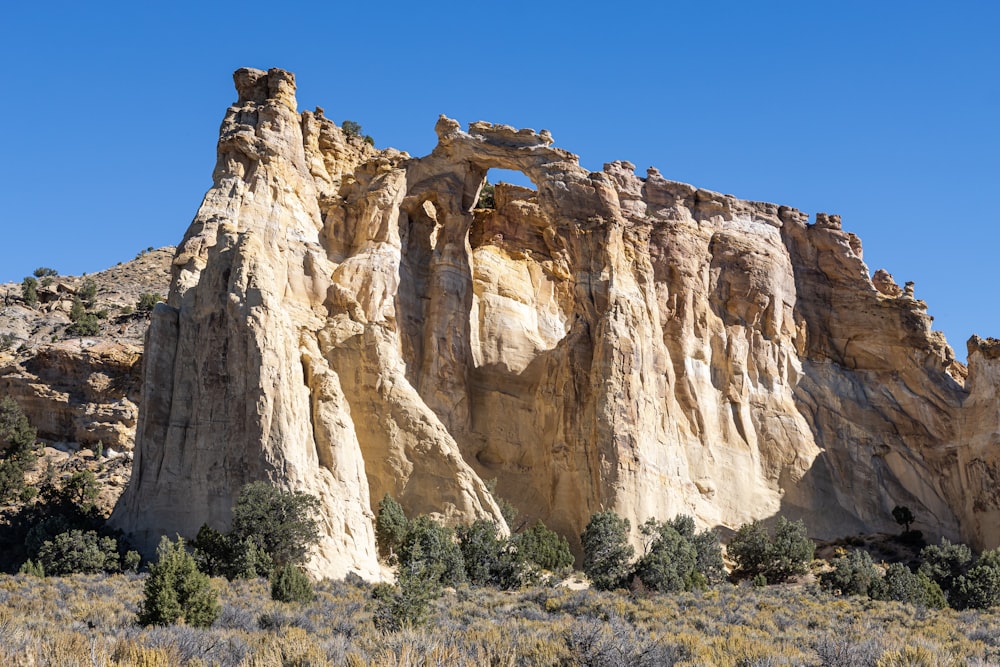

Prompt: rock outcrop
[
  {"left": 0, "top": 341, "right": 142, "bottom": 449},
  {"left": 112, "top": 68, "right": 1000, "bottom": 578},
  {"left": 0, "top": 248, "right": 173, "bottom": 451}
]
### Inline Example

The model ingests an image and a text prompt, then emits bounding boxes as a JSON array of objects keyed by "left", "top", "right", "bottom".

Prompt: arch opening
[{"left": 468, "top": 169, "right": 570, "bottom": 375}]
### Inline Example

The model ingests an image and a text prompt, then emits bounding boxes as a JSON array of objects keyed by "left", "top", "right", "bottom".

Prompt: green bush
[
  {"left": 477, "top": 182, "right": 496, "bottom": 209},
  {"left": 138, "top": 536, "right": 220, "bottom": 628},
  {"left": 918, "top": 538, "right": 972, "bottom": 600},
  {"left": 0, "top": 397, "right": 39, "bottom": 503},
  {"left": 517, "top": 520, "right": 574, "bottom": 572},
  {"left": 193, "top": 482, "right": 318, "bottom": 580},
  {"left": 952, "top": 548, "right": 1000, "bottom": 609},
  {"left": 581, "top": 510, "right": 635, "bottom": 591},
  {"left": 136, "top": 293, "right": 163, "bottom": 313},
  {"left": 341, "top": 120, "right": 362, "bottom": 137},
  {"left": 193, "top": 526, "right": 272, "bottom": 581},
  {"left": 397, "top": 515, "right": 465, "bottom": 587},
  {"left": 192, "top": 524, "right": 232, "bottom": 577},
  {"left": 456, "top": 519, "right": 525, "bottom": 589},
  {"left": 32, "top": 267, "right": 58, "bottom": 278},
  {"left": 635, "top": 519, "right": 697, "bottom": 593},
  {"left": 21, "top": 277, "right": 38, "bottom": 307},
  {"left": 77, "top": 279, "right": 97, "bottom": 306},
  {"left": 820, "top": 549, "right": 880, "bottom": 597},
  {"left": 18, "top": 559, "right": 45, "bottom": 577},
  {"left": 666, "top": 514, "right": 726, "bottom": 585},
  {"left": 728, "top": 517, "right": 814, "bottom": 584},
  {"left": 58, "top": 470, "right": 100, "bottom": 517},
  {"left": 19, "top": 470, "right": 105, "bottom": 562},
  {"left": 229, "top": 481, "right": 320, "bottom": 571},
  {"left": 123, "top": 549, "right": 142, "bottom": 573},
  {"left": 872, "top": 562, "right": 946, "bottom": 608},
  {"left": 35, "top": 529, "right": 121, "bottom": 575},
  {"left": 375, "top": 494, "right": 408, "bottom": 560},
  {"left": 270, "top": 563, "right": 314, "bottom": 603},
  {"left": 373, "top": 539, "right": 443, "bottom": 632},
  {"left": 67, "top": 297, "right": 100, "bottom": 336}
]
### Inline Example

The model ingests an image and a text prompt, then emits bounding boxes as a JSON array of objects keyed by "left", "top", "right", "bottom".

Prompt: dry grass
[{"left": 2, "top": 573, "right": 1000, "bottom": 666}]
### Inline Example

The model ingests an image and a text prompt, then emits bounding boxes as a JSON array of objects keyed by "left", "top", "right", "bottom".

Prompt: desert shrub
[
  {"left": 136, "top": 292, "right": 163, "bottom": 313},
  {"left": 375, "top": 494, "right": 408, "bottom": 560},
  {"left": 33, "top": 267, "right": 58, "bottom": 278},
  {"left": 457, "top": 519, "right": 526, "bottom": 589},
  {"left": 270, "top": 563, "right": 314, "bottom": 603},
  {"left": 667, "top": 514, "right": 726, "bottom": 585},
  {"left": 192, "top": 523, "right": 272, "bottom": 580},
  {"left": 952, "top": 548, "right": 1000, "bottom": 610},
  {"left": 397, "top": 515, "right": 465, "bottom": 587},
  {"left": 631, "top": 515, "right": 723, "bottom": 593},
  {"left": 192, "top": 524, "right": 232, "bottom": 577},
  {"left": 77, "top": 279, "right": 97, "bottom": 305},
  {"left": 728, "top": 517, "right": 814, "bottom": 584},
  {"left": 635, "top": 519, "right": 698, "bottom": 593},
  {"left": 35, "top": 529, "right": 121, "bottom": 575},
  {"left": 228, "top": 481, "right": 320, "bottom": 571},
  {"left": 21, "top": 470, "right": 106, "bottom": 550},
  {"left": 581, "top": 510, "right": 635, "bottom": 591},
  {"left": 0, "top": 333, "right": 16, "bottom": 352},
  {"left": 0, "top": 397, "right": 39, "bottom": 503},
  {"left": 820, "top": 549, "right": 881, "bottom": 597},
  {"left": 18, "top": 558, "right": 44, "bottom": 576},
  {"left": 341, "top": 119, "right": 362, "bottom": 137},
  {"left": 0, "top": 395, "right": 37, "bottom": 451},
  {"left": 138, "top": 536, "right": 220, "bottom": 628},
  {"left": 67, "top": 297, "right": 100, "bottom": 336},
  {"left": 918, "top": 538, "right": 972, "bottom": 601},
  {"left": 58, "top": 470, "right": 100, "bottom": 516},
  {"left": 373, "top": 539, "right": 443, "bottom": 632},
  {"left": 124, "top": 549, "right": 142, "bottom": 573},
  {"left": 564, "top": 615, "right": 670, "bottom": 667},
  {"left": 21, "top": 277, "right": 38, "bottom": 307},
  {"left": 477, "top": 181, "right": 496, "bottom": 209},
  {"left": 517, "top": 520, "right": 575, "bottom": 572},
  {"left": 872, "top": 563, "right": 947, "bottom": 609}
]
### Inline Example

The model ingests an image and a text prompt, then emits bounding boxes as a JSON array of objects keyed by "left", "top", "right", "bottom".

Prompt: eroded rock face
[
  {"left": 113, "top": 68, "right": 999, "bottom": 578},
  {"left": 0, "top": 341, "right": 142, "bottom": 449}
]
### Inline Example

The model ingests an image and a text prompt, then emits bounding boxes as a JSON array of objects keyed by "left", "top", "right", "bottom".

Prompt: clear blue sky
[{"left": 2, "top": 1, "right": 997, "bottom": 357}]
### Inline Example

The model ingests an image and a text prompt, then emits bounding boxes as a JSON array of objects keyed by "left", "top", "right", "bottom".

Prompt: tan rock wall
[{"left": 113, "top": 68, "right": 1000, "bottom": 578}]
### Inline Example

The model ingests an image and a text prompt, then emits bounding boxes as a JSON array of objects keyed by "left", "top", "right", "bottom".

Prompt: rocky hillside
[
  {"left": 0, "top": 248, "right": 173, "bottom": 450},
  {"left": 101, "top": 68, "right": 1000, "bottom": 581}
]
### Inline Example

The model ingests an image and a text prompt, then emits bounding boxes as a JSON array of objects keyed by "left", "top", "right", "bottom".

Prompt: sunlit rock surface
[{"left": 112, "top": 68, "right": 998, "bottom": 578}]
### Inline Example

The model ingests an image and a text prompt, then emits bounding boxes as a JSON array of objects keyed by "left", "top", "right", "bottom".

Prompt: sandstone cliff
[{"left": 112, "top": 68, "right": 999, "bottom": 579}]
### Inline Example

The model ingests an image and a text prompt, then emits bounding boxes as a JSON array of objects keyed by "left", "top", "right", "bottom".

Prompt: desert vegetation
[
  {"left": 5, "top": 397, "right": 1000, "bottom": 663},
  {"left": 3, "top": 571, "right": 1000, "bottom": 665}
]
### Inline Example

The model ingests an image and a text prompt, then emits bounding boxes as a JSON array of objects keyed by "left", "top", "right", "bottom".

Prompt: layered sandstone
[
  {"left": 112, "top": 68, "right": 999, "bottom": 578},
  {"left": 0, "top": 248, "right": 173, "bottom": 451}
]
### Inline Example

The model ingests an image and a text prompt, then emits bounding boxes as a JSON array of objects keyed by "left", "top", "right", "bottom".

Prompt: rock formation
[
  {"left": 0, "top": 249, "right": 173, "bottom": 452},
  {"left": 0, "top": 341, "right": 141, "bottom": 450},
  {"left": 112, "top": 68, "right": 1000, "bottom": 579}
]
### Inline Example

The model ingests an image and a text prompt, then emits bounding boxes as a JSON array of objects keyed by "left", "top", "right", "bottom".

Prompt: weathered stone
[
  {"left": 0, "top": 341, "right": 141, "bottom": 449},
  {"left": 111, "top": 67, "right": 1000, "bottom": 579}
]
